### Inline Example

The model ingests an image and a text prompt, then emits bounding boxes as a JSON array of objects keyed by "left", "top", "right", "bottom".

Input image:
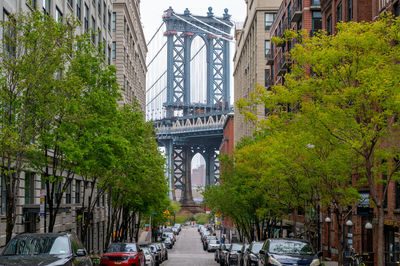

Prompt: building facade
[
  {"left": 233, "top": 0, "right": 281, "bottom": 145},
  {"left": 268, "top": 0, "right": 321, "bottom": 88},
  {"left": 112, "top": 0, "right": 147, "bottom": 109}
]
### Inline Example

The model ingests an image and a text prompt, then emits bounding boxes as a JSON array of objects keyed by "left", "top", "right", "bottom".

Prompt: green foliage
[
  {"left": 232, "top": 15, "right": 400, "bottom": 263},
  {"left": 194, "top": 213, "right": 211, "bottom": 225}
]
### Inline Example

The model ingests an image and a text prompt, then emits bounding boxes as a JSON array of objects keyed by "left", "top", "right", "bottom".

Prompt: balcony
[
  {"left": 290, "top": 2, "right": 303, "bottom": 22},
  {"left": 266, "top": 51, "right": 274, "bottom": 65},
  {"left": 265, "top": 71, "right": 273, "bottom": 89},
  {"left": 277, "top": 54, "right": 292, "bottom": 76}
]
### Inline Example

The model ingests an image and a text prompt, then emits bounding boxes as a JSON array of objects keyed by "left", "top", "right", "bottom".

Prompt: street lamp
[
  {"left": 346, "top": 219, "right": 353, "bottom": 257},
  {"left": 365, "top": 222, "right": 373, "bottom": 229},
  {"left": 325, "top": 217, "right": 332, "bottom": 258}
]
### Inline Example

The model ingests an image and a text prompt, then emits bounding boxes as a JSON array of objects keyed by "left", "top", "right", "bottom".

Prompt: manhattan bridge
[{"left": 146, "top": 6, "right": 233, "bottom": 211}]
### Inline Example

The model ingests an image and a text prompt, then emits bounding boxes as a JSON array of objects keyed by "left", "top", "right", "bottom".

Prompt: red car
[{"left": 101, "top": 242, "right": 145, "bottom": 266}]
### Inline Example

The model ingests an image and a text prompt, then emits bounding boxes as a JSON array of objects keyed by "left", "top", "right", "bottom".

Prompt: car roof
[
  {"left": 268, "top": 238, "right": 311, "bottom": 244},
  {"left": 15, "top": 232, "right": 73, "bottom": 238}
]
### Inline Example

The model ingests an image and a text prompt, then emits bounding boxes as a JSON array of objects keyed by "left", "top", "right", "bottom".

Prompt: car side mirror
[
  {"left": 259, "top": 249, "right": 265, "bottom": 255},
  {"left": 238, "top": 250, "right": 242, "bottom": 253},
  {"left": 317, "top": 251, "right": 323, "bottom": 257},
  {"left": 76, "top": 249, "right": 86, "bottom": 257},
  {"left": 217, "top": 241, "right": 220, "bottom": 244}
]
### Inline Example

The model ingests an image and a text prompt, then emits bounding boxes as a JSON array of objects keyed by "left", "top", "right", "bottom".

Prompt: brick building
[{"left": 268, "top": 0, "right": 321, "bottom": 87}]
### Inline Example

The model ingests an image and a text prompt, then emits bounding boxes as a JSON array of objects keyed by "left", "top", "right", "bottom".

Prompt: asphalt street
[{"left": 163, "top": 226, "right": 219, "bottom": 266}]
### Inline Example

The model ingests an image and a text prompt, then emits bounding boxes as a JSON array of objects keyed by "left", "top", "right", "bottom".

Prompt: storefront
[{"left": 384, "top": 220, "right": 400, "bottom": 266}]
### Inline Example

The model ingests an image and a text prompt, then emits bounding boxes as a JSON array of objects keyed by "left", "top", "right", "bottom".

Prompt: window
[
  {"left": 103, "top": 38, "right": 106, "bottom": 58},
  {"left": 312, "top": 11, "right": 322, "bottom": 36},
  {"left": 108, "top": 11, "right": 111, "bottom": 31},
  {"left": 327, "top": 15, "right": 332, "bottom": 35},
  {"left": 348, "top": 0, "right": 353, "bottom": 21},
  {"left": 84, "top": 4, "right": 89, "bottom": 32},
  {"left": 24, "top": 172, "right": 35, "bottom": 205},
  {"left": 124, "top": 17, "right": 127, "bottom": 34},
  {"left": 98, "top": 0, "right": 101, "bottom": 17},
  {"left": 337, "top": 2, "right": 343, "bottom": 22},
  {"left": 98, "top": 29, "right": 101, "bottom": 48},
  {"left": 264, "top": 40, "right": 271, "bottom": 57},
  {"left": 112, "top": 42, "right": 116, "bottom": 59},
  {"left": 66, "top": 181, "right": 71, "bottom": 204},
  {"left": 103, "top": 2, "right": 106, "bottom": 25},
  {"left": 42, "top": 0, "right": 51, "bottom": 15},
  {"left": 396, "top": 181, "right": 400, "bottom": 209},
  {"left": 108, "top": 45, "right": 111, "bottom": 65},
  {"left": 27, "top": 0, "right": 37, "bottom": 9},
  {"left": 91, "top": 16, "right": 96, "bottom": 43},
  {"left": 55, "top": 7, "right": 63, "bottom": 22},
  {"left": 123, "top": 75, "right": 126, "bottom": 89},
  {"left": 265, "top": 13, "right": 275, "bottom": 30},
  {"left": 77, "top": 0, "right": 82, "bottom": 20},
  {"left": 67, "top": 0, "right": 73, "bottom": 7},
  {"left": 394, "top": 2, "right": 399, "bottom": 17},
  {"left": 75, "top": 180, "right": 81, "bottom": 204},
  {"left": 123, "top": 47, "right": 126, "bottom": 64},
  {"left": 112, "top": 12, "right": 116, "bottom": 30},
  {"left": 312, "top": 0, "right": 321, "bottom": 5}
]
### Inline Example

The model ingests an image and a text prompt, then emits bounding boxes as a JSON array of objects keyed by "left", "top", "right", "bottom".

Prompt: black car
[
  {"left": 243, "top": 241, "right": 263, "bottom": 266},
  {"left": 0, "top": 232, "right": 92, "bottom": 266},
  {"left": 142, "top": 244, "right": 161, "bottom": 266},
  {"left": 226, "top": 243, "right": 244, "bottom": 266},
  {"left": 258, "top": 238, "right": 322, "bottom": 266}
]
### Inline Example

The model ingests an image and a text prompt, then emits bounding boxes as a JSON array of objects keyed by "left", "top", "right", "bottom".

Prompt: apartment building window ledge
[{"left": 67, "top": 1, "right": 73, "bottom": 11}]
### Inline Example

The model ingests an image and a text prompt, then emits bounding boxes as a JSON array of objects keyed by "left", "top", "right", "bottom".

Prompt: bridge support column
[
  {"left": 165, "top": 140, "right": 175, "bottom": 200},
  {"left": 182, "top": 146, "right": 194, "bottom": 204}
]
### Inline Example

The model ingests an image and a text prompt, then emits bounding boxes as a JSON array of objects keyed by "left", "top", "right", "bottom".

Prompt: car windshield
[
  {"left": 251, "top": 242, "right": 263, "bottom": 253},
  {"left": 2, "top": 235, "right": 70, "bottom": 256},
  {"left": 107, "top": 243, "right": 138, "bottom": 253},
  {"left": 231, "top": 244, "right": 243, "bottom": 251},
  {"left": 269, "top": 241, "right": 315, "bottom": 255},
  {"left": 223, "top": 244, "right": 231, "bottom": 250},
  {"left": 210, "top": 240, "right": 218, "bottom": 244}
]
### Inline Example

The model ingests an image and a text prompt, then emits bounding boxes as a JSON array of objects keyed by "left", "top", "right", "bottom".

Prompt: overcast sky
[{"left": 140, "top": 0, "right": 247, "bottom": 41}]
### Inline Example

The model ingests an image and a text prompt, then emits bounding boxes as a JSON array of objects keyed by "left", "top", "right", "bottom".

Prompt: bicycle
[{"left": 348, "top": 253, "right": 365, "bottom": 266}]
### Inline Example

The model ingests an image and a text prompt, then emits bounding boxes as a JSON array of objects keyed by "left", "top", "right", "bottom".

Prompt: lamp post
[
  {"left": 364, "top": 222, "right": 373, "bottom": 263},
  {"left": 346, "top": 219, "right": 353, "bottom": 258},
  {"left": 325, "top": 216, "right": 332, "bottom": 258}
]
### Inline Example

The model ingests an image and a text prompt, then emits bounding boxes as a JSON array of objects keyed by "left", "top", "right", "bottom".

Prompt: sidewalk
[{"left": 322, "top": 261, "right": 338, "bottom": 266}]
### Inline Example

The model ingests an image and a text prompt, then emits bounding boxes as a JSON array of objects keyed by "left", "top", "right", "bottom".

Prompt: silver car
[
  {"left": 142, "top": 247, "right": 155, "bottom": 266},
  {"left": 207, "top": 239, "right": 220, "bottom": 252}
]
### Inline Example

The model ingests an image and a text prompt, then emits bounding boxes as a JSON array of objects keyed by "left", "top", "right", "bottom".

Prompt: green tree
[
  {"left": 239, "top": 15, "right": 400, "bottom": 266},
  {"left": 0, "top": 11, "right": 77, "bottom": 243}
]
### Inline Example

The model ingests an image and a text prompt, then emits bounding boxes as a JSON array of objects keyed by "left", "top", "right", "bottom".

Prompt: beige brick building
[
  {"left": 112, "top": 0, "right": 147, "bottom": 109},
  {"left": 233, "top": 0, "right": 282, "bottom": 144}
]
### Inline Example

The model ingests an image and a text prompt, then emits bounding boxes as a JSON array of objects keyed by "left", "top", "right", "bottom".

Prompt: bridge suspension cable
[
  {"left": 189, "top": 14, "right": 233, "bottom": 37},
  {"left": 146, "top": 40, "right": 167, "bottom": 68},
  {"left": 212, "top": 17, "right": 233, "bottom": 28},
  {"left": 146, "top": 86, "right": 167, "bottom": 106},
  {"left": 146, "top": 22, "right": 165, "bottom": 46},
  {"left": 147, "top": 70, "right": 167, "bottom": 93},
  {"left": 173, "top": 13, "right": 234, "bottom": 43}
]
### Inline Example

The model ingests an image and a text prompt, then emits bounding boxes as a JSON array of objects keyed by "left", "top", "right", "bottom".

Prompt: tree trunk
[
  {"left": 5, "top": 182, "right": 16, "bottom": 244},
  {"left": 377, "top": 205, "right": 385, "bottom": 266}
]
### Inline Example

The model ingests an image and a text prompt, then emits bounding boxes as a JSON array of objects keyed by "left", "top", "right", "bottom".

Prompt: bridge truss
[{"left": 146, "top": 7, "right": 233, "bottom": 205}]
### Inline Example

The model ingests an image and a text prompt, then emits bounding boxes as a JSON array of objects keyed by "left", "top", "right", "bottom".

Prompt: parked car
[
  {"left": 0, "top": 232, "right": 92, "bottom": 266},
  {"left": 141, "top": 244, "right": 161, "bottom": 266},
  {"left": 141, "top": 247, "right": 155, "bottom": 266},
  {"left": 203, "top": 235, "right": 217, "bottom": 250},
  {"left": 219, "top": 243, "right": 232, "bottom": 266},
  {"left": 258, "top": 238, "right": 322, "bottom": 266},
  {"left": 163, "top": 237, "right": 173, "bottom": 249},
  {"left": 239, "top": 244, "right": 249, "bottom": 266},
  {"left": 207, "top": 239, "right": 220, "bottom": 252},
  {"left": 243, "top": 241, "right": 263, "bottom": 266},
  {"left": 226, "top": 243, "right": 244, "bottom": 266},
  {"left": 101, "top": 242, "right": 145, "bottom": 266},
  {"left": 160, "top": 243, "right": 168, "bottom": 261},
  {"left": 162, "top": 232, "right": 176, "bottom": 243}
]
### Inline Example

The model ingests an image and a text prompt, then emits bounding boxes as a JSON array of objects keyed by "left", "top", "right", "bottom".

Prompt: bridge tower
[{"left": 156, "top": 7, "right": 233, "bottom": 211}]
